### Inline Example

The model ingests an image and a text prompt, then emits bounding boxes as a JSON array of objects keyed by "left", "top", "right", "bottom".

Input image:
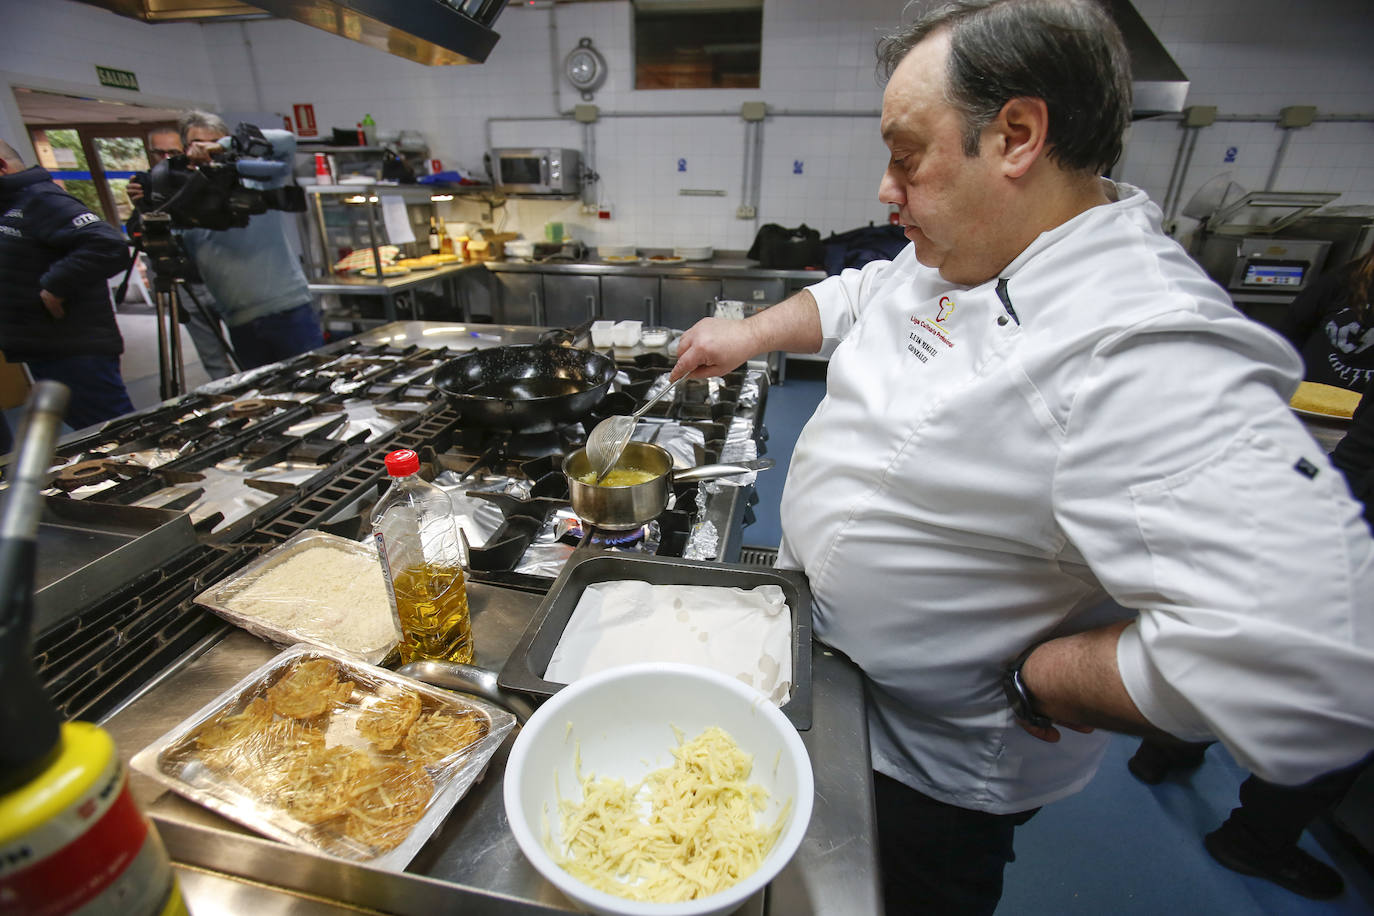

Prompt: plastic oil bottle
[
  {"left": 0, "top": 382, "right": 187, "bottom": 916},
  {"left": 371, "top": 449, "right": 473, "bottom": 664}
]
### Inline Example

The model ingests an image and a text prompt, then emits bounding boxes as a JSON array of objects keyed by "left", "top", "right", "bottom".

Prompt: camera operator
[
  {"left": 0, "top": 137, "right": 135, "bottom": 448},
  {"left": 167, "top": 111, "right": 323, "bottom": 370},
  {"left": 127, "top": 126, "right": 235, "bottom": 379}
]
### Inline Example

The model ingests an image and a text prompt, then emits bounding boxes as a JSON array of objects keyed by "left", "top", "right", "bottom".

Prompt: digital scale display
[{"left": 1242, "top": 260, "right": 1306, "bottom": 288}]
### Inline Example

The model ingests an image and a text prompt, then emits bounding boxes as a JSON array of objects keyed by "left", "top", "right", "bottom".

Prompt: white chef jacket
[{"left": 777, "top": 182, "right": 1374, "bottom": 814}]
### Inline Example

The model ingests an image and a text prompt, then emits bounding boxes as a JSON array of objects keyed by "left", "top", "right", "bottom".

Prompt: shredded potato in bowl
[
  {"left": 502, "top": 662, "right": 814, "bottom": 916},
  {"left": 554, "top": 726, "right": 789, "bottom": 902}
]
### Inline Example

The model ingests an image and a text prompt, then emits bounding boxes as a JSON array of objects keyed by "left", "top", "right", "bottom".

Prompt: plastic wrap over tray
[
  {"left": 194, "top": 529, "right": 400, "bottom": 664},
  {"left": 131, "top": 644, "right": 516, "bottom": 870}
]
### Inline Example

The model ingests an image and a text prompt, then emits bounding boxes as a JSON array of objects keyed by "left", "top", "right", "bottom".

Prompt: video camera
[{"left": 139, "top": 122, "right": 305, "bottom": 231}]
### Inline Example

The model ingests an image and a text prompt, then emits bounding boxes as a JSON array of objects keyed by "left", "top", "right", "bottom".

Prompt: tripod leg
[
  {"left": 179, "top": 284, "right": 241, "bottom": 374},
  {"left": 154, "top": 287, "right": 187, "bottom": 400}
]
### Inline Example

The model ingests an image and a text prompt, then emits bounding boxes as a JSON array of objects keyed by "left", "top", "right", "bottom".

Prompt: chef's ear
[{"left": 990, "top": 96, "right": 1048, "bottom": 179}]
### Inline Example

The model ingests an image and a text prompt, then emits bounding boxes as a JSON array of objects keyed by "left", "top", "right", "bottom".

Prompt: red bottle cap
[{"left": 384, "top": 449, "right": 420, "bottom": 476}]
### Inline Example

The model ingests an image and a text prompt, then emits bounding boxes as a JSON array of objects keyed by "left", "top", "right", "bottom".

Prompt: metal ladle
[{"left": 586, "top": 375, "right": 687, "bottom": 481}]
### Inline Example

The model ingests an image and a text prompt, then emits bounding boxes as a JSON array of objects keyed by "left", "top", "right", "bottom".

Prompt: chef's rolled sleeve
[
  {"left": 807, "top": 248, "right": 913, "bottom": 344},
  {"left": 1055, "top": 310, "right": 1374, "bottom": 786}
]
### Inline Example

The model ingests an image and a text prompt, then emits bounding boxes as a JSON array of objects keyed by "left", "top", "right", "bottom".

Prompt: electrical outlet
[{"left": 736, "top": 205, "right": 756, "bottom": 219}]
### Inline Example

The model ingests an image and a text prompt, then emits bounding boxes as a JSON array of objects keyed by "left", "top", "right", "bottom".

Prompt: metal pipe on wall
[
  {"left": 1265, "top": 129, "right": 1294, "bottom": 192},
  {"left": 1165, "top": 128, "right": 1201, "bottom": 224},
  {"left": 1161, "top": 125, "right": 1193, "bottom": 223}
]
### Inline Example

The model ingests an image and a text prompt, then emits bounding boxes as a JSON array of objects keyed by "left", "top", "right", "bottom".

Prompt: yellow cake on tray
[{"left": 1290, "top": 381, "right": 1361, "bottom": 419}]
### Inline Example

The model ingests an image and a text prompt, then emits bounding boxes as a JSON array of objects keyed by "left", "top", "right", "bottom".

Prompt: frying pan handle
[
  {"left": 538, "top": 317, "right": 596, "bottom": 348},
  {"left": 672, "top": 456, "right": 775, "bottom": 484}
]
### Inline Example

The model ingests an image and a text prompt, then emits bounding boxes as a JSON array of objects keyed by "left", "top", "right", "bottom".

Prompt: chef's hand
[
  {"left": 670, "top": 317, "right": 759, "bottom": 382},
  {"left": 40, "top": 290, "right": 65, "bottom": 320}
]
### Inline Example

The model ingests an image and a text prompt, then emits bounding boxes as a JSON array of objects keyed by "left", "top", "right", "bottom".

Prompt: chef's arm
[
  {"left": 1017, "top": 620, "right": 1170, "bottom": 742},
  {"left": 670, "top": 289, "right": 823, "bottom": 381}
]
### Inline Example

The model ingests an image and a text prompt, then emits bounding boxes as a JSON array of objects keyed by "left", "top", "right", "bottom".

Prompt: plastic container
[
  {"left": 612, "top": 320, "right": 642, "bottom": 348},
  {"left": 590, "top": 320, "right": 616, "bottom": 348},
  {"left": 371, "top": 450, "right": 472, "bottom": 665}
]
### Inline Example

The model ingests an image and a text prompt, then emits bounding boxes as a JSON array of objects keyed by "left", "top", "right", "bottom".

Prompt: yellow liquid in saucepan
[{"left": 576, "top": 468, "right": 659, "bottom": 487}]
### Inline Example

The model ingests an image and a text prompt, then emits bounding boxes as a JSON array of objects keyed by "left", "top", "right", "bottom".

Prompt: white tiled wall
[
  {"left": 5, "top": 0, "right": 1372, "bottom": 253},
  {"left": 0, "top": 2, "right": 218, "bottom": 154},
  {"left": 1123, "top": 0, "right": 1374, "bottom": 237}
]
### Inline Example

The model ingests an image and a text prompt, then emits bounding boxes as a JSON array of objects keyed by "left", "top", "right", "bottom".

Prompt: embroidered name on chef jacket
[{"left": 906, "top": 295, "right": 957, "bottom": 364}]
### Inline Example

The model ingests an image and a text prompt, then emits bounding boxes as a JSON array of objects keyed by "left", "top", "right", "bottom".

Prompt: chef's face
[{"left": 878, "top": 31, "right": 1003, "bottom": 286}]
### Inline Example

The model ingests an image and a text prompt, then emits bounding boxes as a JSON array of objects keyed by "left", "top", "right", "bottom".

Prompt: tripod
[{"left": 120, "top": 213, "right": 241, "bottom": 400}]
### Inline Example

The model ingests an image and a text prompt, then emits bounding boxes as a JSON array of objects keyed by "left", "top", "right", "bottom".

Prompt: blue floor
[{"left": 746, "top": 358, "right": 1374, "bottom": 915}]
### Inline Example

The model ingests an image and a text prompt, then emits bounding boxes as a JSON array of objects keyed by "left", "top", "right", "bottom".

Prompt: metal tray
[
  {"left": 131, "top": 643, "right": 516, "bottom": 872},
  {"left": 498, "top": 550, "right": 813, "bottom": 729},
  {"left": 36, "top": 497, "right": 198, "bottom": 633},
  {"left": 194, "top": 529, "right": 400, "bottom": 665}
]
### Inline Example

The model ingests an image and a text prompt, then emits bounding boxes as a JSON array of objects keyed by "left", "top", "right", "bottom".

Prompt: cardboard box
[{"left": 0, "top": 354, "right": 31, "bottom": 410}]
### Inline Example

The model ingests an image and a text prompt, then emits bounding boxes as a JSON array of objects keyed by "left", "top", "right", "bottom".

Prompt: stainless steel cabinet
[
  {"left": 494, "top": 272, "right": 542, "bottom": 325},
  {"left": 542, "top": 274, "right": 600, "bottom": 328},
  {"left": 661, "top": 277, "right": 721, "bottom": 330},
  {"left": 600, "top": 275, "right": 659, "bottom": 323},
  {"left": 721, "top": 277, "right": 785, "bottom": 308}
]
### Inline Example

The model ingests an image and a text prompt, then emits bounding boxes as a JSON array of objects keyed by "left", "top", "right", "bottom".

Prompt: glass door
[{"left": 28, "top": 127, "right": 160, "bottom": 225}]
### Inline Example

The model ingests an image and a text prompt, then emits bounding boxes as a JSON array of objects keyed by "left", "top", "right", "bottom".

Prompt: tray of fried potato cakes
[{"left": 131, "top": 644, "right": 516, "bottom": 870}]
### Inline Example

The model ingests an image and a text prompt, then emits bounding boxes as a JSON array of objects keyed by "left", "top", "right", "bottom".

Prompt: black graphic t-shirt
[{"left": 1279, "top": 264, "right": 1374, "bottom": 391}]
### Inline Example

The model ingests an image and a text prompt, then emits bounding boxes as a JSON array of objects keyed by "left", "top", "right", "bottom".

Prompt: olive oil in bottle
[{"left": 371, "top": 450, "right": 473, "bottom": 664}]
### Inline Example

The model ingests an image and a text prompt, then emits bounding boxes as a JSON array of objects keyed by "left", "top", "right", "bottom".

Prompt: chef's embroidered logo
[{"left": 936, "top": 296, "right": 955, "bottom": 322}]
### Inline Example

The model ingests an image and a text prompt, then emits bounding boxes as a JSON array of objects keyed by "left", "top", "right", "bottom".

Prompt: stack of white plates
[
  {"left": 674, "top": 245, "right": 714, "bottom": 261},
  {"left": 598, "top": 244, "right": 636, "bottom": 258}
]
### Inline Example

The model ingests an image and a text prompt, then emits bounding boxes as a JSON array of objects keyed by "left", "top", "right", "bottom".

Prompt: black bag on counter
[{"left": 748, "top": 223, "right": 825, "bottom": 270}]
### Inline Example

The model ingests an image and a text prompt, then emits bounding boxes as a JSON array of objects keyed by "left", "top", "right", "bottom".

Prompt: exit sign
[{"left": 95, "top": 66, "right": 139, "bottom": 91}]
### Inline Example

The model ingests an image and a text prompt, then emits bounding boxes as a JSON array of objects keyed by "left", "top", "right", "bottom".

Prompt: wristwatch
[{"left": 1002, "top": 645, "right": 1053, "bottom": 728}]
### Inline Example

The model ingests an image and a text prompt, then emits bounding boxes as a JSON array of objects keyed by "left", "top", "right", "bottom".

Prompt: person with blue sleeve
[
  {"left": 0, "top": 138, "right": 135, "bottom": 444},
  {"left": 176, "top": 111, "right": 323, "bottom": 369}
]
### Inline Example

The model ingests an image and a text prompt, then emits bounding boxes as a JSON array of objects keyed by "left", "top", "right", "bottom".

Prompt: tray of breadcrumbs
[
  {"left": 195, "top": 529, "right": 400, "bottom": 664},
  {"left": 132, "top": 644, "right": 516, "bottom": 870}
]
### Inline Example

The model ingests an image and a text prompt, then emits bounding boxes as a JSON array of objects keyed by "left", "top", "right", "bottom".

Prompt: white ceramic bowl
[
  {"left": 673, "top": 245, "right": 713, "bottom": 261},
  {"left": 503, "top": 663, "right": 814, "bottom": 916}
]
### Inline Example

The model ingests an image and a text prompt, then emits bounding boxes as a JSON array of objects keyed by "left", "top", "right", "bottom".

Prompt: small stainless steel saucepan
[{"left": 563, "top": 442, "right": 774, "bottom": 530}]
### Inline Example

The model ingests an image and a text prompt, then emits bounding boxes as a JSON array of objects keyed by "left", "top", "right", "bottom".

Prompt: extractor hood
[
  {"left": 1102, "top": 0, "right": 1190, "bottom": 117},
  {"left": 74, "top": 0, "right": 507, "bottom": 66}
]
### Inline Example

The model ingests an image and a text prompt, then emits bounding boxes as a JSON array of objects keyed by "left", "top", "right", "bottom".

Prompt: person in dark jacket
[
  {"left": 1278, "top": 248, "right": 1374, "bottom": 392},
  {"left": 0, "top": 138, "right": 135, "bottom": 442}
]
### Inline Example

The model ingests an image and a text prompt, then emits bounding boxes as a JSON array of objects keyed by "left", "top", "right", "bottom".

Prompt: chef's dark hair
[{"left": 877, "top": 0, "right": 1132, "bottom": 176}]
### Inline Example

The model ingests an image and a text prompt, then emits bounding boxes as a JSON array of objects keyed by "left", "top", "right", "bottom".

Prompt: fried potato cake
[
  {"left": 357, "top": 691, "right": 423, "bottom": 752},
  {"left": 267, "top": 658, "right": 354, "bottom": 719},
  {"left": 402, "top": 711, "right": 488, "bottom": 766},
  {"left": 343, "top": 759, "right": 435, "bottom": 851},
  {"left": 276, "top": 745, "right": 377, "bottom": 825}
]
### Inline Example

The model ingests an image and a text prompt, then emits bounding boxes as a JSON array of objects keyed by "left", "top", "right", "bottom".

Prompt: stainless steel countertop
[
  {"left": 484, "top": 257, "right": 825, "bottom": 282},
  {"left": 105, "top": 579, "right": 880, "bottom": 915},
  {"left": 308, "top": 261, "right": 484, "bottom": 296}
]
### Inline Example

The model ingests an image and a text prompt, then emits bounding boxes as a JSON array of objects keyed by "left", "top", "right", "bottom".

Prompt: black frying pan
[{"left": 432, "top": 343, "right": 617, "bottom": 433}]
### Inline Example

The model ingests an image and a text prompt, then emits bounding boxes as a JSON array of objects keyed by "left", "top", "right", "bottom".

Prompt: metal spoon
[{"left": 586, "top": 375, "right": 687, "bottom": 481}]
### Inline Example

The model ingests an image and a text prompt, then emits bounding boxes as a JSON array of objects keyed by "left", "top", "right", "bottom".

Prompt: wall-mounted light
[{"left": 430, "top": 194, "right": 454, "bottom": 202}]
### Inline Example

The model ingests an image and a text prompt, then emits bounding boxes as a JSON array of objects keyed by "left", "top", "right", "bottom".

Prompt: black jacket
[{"left": 0, "top": 166, "right": 128, "bottom": 360}]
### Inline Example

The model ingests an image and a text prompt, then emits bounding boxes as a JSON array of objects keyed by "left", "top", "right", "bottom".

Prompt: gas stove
[{"left": 28, "top": 323, "right": 770, "bottom": 721}]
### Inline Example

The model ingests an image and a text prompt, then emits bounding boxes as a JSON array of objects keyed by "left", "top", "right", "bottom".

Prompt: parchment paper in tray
[
  {"left": 131, "top": 644, "right": 516, "bottom": 871},
  {"left": 194, "top": 529, "right": 400, "bottom": 664},
  {"left": 544, "top": 581, "right": 793, "bottom": 705}
]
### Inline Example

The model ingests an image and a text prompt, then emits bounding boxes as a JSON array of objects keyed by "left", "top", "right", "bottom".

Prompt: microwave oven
[{"left": 490, "top": 147, "right": 581, "bottom": 195}]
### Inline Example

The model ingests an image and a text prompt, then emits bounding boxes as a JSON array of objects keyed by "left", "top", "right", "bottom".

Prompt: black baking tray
[{"left": 497, "top": 549, "right": 813, "bottom": 730}]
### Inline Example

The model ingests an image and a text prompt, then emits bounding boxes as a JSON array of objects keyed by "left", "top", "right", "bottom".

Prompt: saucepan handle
[{"left": 671, "top": 456, "right": 775, "bottom": 484}]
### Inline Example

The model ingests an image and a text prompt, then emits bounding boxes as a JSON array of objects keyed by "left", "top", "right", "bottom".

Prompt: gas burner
[
  {"left": 228, "top": 398, "right": 279, "bottom": 419},
  {"left": 585, "top": 524, "right": 650, "bottom": 549},
  {"left": 53, "top": 458, "right": 121, "bottom": 491}
]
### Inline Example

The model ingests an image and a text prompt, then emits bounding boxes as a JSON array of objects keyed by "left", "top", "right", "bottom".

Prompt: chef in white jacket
[{"left": 670, "top": 1, "right": 1374, "bottom": 913}]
